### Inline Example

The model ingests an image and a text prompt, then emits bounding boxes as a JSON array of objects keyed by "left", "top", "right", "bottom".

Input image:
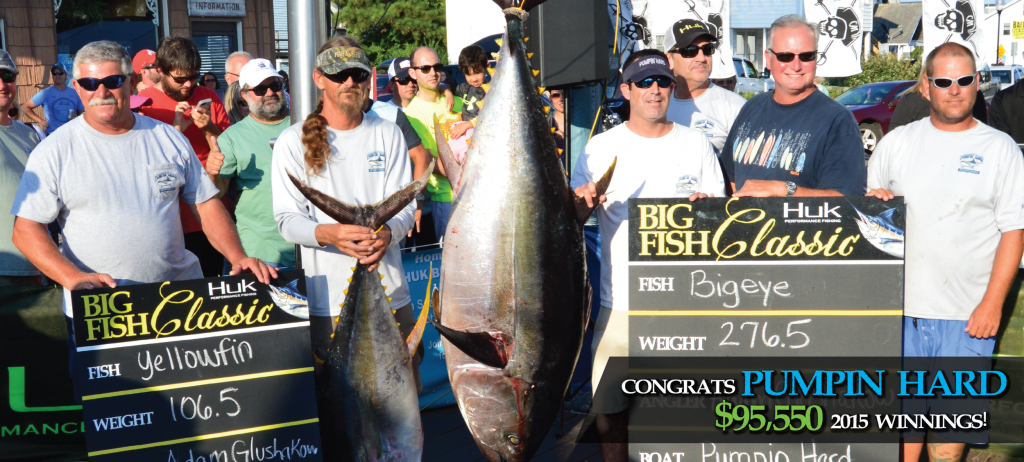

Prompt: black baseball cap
[
  {"left": 621, "top": 54, "right": 673, "bottom": 83},
  {"left": 664, "top": 19, "right": 717, "bottom": 51}
]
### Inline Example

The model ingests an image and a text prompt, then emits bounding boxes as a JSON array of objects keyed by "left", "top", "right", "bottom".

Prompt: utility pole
[{"left": 288, "top": 0, "right": 329, "bottom": 123}]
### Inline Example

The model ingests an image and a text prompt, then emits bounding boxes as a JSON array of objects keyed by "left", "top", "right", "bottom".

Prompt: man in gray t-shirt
[
  {"left": 10, "top": 41, "right": 276, "bottom": 399},
  {"left": 0, "top": 49, "right": 42, "bottom": 285}
]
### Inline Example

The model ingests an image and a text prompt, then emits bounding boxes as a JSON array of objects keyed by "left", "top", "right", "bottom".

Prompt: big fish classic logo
[{"left": 958, "top": 154, "right": 983, "bottom": 174}]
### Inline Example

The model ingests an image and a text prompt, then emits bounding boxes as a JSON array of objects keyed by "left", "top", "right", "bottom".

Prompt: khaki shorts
[{"left": 590, "top": 306, "right": 629, "bottom": 414}]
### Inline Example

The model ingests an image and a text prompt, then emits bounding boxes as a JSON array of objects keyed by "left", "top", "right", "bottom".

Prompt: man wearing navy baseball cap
[
  {"left": 21, "top": 62, "right": 84, "bottom": 134},
  {"left": 570, "top": 48, "right": 726, "bottom": 462}
]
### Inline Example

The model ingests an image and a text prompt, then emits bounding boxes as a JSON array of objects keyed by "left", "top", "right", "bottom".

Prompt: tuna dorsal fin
[
  {"left": 573, "top": 157, "right": 617, "bottom": 223},
  {"left": 433, "top": 115, "right": 464, "bottom": 197},
  {"left": 405, "top": 263, "right": 433, "bottom": 359},
  {"left": 430, "top": 287, "right": 441, "bottom": 323},
  {"left": 428, "top": 319, "right": 512, "bottom": 369},
  {"left": 287, "top": 159, "right": 434, "bottom": 230}
]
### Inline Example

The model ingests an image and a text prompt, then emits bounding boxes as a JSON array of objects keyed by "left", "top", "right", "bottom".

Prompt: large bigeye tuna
[
  {"left": 428, "top": 1, "right": 615, "bottom": 461},
  {"left": 287, "top": 161, "right": 434, "bottom": 462}
]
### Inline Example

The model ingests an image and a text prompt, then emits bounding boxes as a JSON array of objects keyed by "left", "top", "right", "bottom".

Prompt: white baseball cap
[{"left": 238, "top": 58, "right": 282, "bottom": 90}]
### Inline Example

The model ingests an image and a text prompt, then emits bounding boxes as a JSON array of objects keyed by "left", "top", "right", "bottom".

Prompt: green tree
[
  {"left": 333, "top": 0, "right": 448, "bottom": 66},
  {"left": 831, "top": 53, "right": 921, "bottom": 88},
  {"left": 56, "top": 0, "right": 108, "bottom": 33}
]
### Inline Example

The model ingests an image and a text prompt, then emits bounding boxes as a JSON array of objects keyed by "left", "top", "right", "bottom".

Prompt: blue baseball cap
[{"left": 622, "top": 54, "right": 673, "bottom": 84}]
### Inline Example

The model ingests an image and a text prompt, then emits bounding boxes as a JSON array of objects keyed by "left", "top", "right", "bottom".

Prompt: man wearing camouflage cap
[{"left": 271, "top": 36, "right": 424, "bottom": 389}]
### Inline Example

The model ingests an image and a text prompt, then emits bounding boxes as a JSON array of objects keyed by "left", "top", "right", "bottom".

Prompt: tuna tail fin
[
  {"left": 405, "top": 263, "right": 433, "bottom": 359},
  {"left": 287, "top": 159, "right": 435, "bottom": 230},
  {"left": 573, "top": 157, "right": 617, "bottom": 223},
  {"left": 434, "top": 115, "right": 464, "bottom": 197}
]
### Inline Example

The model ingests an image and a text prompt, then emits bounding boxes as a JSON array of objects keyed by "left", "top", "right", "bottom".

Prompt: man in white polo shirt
[{"left": 868, "top": 42, "right": 1024, "bottom": 462}]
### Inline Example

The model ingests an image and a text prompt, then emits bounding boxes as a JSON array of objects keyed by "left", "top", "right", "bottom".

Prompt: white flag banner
[
  {"left": 805, "top": 0, "right": 864, "bottom": 77},
  {"left": 923, "top": 0, "right": 985, "bottom": 66},
  {"left": 677, "top": 0, "right": 736, "bottom": 78}
]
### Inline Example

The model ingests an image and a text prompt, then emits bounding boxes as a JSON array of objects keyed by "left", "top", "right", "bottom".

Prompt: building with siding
[{"left": 0, "top": 0, "right": 276, "bottom": 114}]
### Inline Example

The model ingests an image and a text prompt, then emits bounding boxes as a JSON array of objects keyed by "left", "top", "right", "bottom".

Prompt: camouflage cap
[{"left": 316, "top": 46, "right": 372, "bottom": 75}]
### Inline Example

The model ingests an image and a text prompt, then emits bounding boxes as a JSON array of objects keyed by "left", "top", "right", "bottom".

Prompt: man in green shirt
[
  {"left": 404, "top": 46, "right": 463, "bottom": 240},
  {"left": 207, "top": 59, "right": 294, "bottom": 268},
  {"left": 0, "top": 49, "right": 42, "bottom": 286}
]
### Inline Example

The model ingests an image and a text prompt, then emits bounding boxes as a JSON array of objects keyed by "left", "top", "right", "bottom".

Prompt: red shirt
[
  {"left": 139, "top": 85, "right": 230, "bottom": 233},
  {"left": 139, "top": 85, "right": 229, "bottom": 164}
]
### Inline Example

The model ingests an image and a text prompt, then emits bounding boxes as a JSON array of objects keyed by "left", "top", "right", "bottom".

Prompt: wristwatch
[
  {"left": 416, "top": 194, "right": 425, "bottom": 201},
  {"left": 785, "top": 181, "right": 797, "bottom": 197}
]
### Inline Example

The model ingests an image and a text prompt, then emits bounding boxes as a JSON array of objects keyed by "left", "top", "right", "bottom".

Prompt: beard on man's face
[
  {"left": 251, "top": 94, "right": 289, "bottom": 121},
  {"left": 167, "top": 82, "right": 196, "bottom": 102},
  {"left": 329, "top": 86, "right": 363, "bottom": 117}
]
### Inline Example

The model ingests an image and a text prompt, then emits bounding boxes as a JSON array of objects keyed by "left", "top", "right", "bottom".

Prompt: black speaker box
[{"left": 525, "top": 0, "right": 609, "bottom": 88}]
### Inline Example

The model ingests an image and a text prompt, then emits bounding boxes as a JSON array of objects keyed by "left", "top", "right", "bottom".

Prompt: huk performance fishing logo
[
  {"left": 934, "top": 0, "right": 979, "bottom": 54},
  {"left": 814, "top": 0, "right": 862, "bottom": 65}
]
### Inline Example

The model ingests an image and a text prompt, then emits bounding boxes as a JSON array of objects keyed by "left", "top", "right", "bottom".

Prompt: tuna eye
[{"left": 508, "top": 435, "right": 520, "bottom": 445}]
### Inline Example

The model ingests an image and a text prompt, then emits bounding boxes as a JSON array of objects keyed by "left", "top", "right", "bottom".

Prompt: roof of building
[{"left": 871, "top": 2, "right": 922, "bottom": 45}]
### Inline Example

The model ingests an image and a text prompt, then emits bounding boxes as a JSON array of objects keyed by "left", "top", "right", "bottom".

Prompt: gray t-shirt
[
  {"left": 868, "top": 118, "right": 1024, "bottom": 320},
  {"left": 12, "top": 114, "right": 219, "bottom": 316},
  {"left": 1, "top": 120, "right": 41, "bottom": 276}
]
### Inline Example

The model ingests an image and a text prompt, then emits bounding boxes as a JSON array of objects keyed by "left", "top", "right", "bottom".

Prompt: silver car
[
  {"left": 733, "top": 57, "right": 775, "bottom": 94},
  {"left": 990, "top": 65, "right": 1024, "bottom": 90}
]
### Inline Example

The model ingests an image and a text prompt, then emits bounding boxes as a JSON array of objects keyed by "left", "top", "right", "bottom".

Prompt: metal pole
[
  {"left": 997, "top": 8, "right": 1003, "bottom": 63},
  {"left": 288, "top": 0, "right": 328, "bottom": 123}
]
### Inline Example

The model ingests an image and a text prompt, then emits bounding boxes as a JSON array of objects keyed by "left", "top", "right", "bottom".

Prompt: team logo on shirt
[
  {"left": 676, "top": 175, "right": 699, "bottom": 195},
  {"left": 693, "top": 118, "right": 714, "bottom": 137},
  {"left": 154, "top": 171, "right": 178, "bottom": 199},
  {"left": 367, "top": 152, "right": 386, "bottom": 172},
  {"left": 958, "top": 153, "right": 983, "bottom": 174}
]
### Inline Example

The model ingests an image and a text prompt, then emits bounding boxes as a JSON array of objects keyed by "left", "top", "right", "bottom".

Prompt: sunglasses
[
  {"left": 324, "top": 69, "right": 370, "bottom": 84},
  {"left": 674, "top": 43, "right": 716, "bottom": 58},
  {"left": 52, "top": 70, "right": 66, "bottom": 76},
  {"left": 0, "top": 71, "right": 15, "bottom": 84},
  {"left": 169, "top": 73, "right": 200, "bottom": 84},
  {"left": 631, "top": 76, "right": 673, "bottom": 89},
  {"left": 76, "top": 75, "right": 127, "bottom": 91},
  {"left": 395, "top": 76, "right": 415, "bottom": 85},
  {"left": 928, "top": 74, "right": 976, "bottom": 89},
  {"left": 204, "top": 77, "right": 217, "bottom": 82},
  {"left": 248, "top": 81, "right": 284, "bottom": 96},
  {"left": 550, "top": 92, "right": 563, "bottom": 99},
  {"left": 768, "top": 49, "right": 817, "bottom": 63},
  {"left": 413, "top": 63, "right": 444, "bottom": 74}
]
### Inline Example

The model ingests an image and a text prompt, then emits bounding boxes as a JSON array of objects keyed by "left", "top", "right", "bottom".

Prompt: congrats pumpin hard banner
[
  {"left": 804, "top": 0, "right": 864, "bottom": 78},
  {"left": 620, "top": 197, "right": 905, "bottom": 459},
  {"left": 676, "top": 0, "right": 737, "bottom": 79},
  {"left": 924, "top": 0, "right": 986, "bottom": 64}
]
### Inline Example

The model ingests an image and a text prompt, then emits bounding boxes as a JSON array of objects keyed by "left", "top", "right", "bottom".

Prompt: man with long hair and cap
[{"left": 271, "top": 36, "right": 424, "bottom": 388}]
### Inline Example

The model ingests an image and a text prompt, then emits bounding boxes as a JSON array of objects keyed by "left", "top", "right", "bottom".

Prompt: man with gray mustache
[
  {"left": 10, "top": 41, "right": 276, "bottom": 400},
  {"left": 206, "top": 59, "right": 296, "bottom": 270}
]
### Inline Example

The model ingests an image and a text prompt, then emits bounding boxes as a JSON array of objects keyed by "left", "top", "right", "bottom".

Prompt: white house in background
[
  {"left": 983, "top": 0, "right": 1024, "bottom": 65},
  {"left": 871, "top": 2, "right": 922, "bottom": 59}
]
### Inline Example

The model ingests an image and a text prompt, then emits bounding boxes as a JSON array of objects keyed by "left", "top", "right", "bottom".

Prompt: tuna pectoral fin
[
  {"left": 405, "top": 263, "right": 433, "bottom": 358},
  {"left": 573, "top": 157, "right": 617, "bottom": 223},
  {"left": 428, "top": 319, "right": 512, "bottom": 369},
  {"left": 287, "top": 159, "right": 435, "bottom": 229},
  {"left": 430, "top": 287, "right": 441, "bottom": 323},
  {"left": 433, "top": 115, "right": 463, "bottom": 196}
]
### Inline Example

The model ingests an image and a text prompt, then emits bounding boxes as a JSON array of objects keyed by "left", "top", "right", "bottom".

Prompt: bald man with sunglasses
[{"left": 720, "top": 15, "right": 864, "bottom": 198}]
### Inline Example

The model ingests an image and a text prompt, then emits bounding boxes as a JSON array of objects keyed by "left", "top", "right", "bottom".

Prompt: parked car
[
  {"left": 732, "top": 57, "right": 775, "bottom": 94},
  {"left": 990, "top": 65, "right": 1024, "bottom": 90},
  {"left": 978, "top": 65, "right": 1000, "bottom": 101},
  {"left": 835, "top": 80, "right": 916, "bottom": 156}
]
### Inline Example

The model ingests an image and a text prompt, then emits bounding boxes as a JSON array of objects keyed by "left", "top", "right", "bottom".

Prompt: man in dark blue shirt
[{"left": 720, "top": 15, "right": 865, "bottom": 197}]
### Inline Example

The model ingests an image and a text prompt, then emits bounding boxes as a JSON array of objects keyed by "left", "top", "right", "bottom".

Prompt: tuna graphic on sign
[
  {"left": 849, "top": 202, "right": 905, "bottom": 258},
  {"left": 814, "top": 0, "right": 862, "bottom": 65},
  {"left": 934, "top": 0, "right": 978, "bottom": 54}
]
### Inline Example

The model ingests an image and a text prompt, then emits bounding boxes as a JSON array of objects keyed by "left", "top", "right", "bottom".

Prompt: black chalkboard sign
[
  {"left": 626, "top": 197, "right": 905, "bottom": 459},
  {"left": 627, "top": 196, "right": 906, "bottom": 357},
  {"left": 71, "top": 270, "right": 322, "bottom": 462}
]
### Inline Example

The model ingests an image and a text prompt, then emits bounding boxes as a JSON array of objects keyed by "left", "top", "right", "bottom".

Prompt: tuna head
[{"left": 454, "top": 369, "right": 545, "bottom": 462}]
